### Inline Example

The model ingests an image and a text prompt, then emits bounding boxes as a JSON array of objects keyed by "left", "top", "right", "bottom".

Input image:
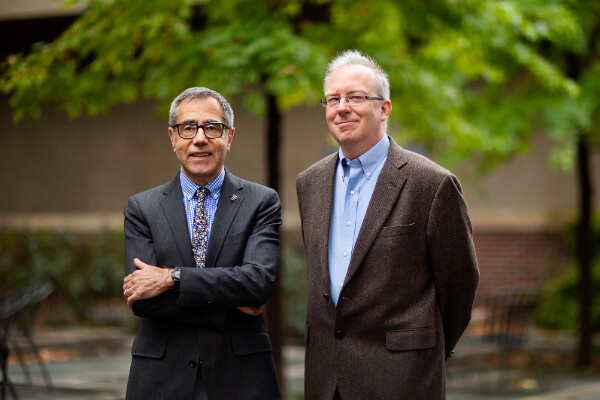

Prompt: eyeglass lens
[
  {"left": 323, "top": 96, "right": 364, "bottom": 107},
  {"left": 178, "top": 123, "right": 224, "bottom": 139}
]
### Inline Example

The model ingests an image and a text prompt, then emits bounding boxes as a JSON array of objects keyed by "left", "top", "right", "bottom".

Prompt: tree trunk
[
  {"left": 565, "top": 51, "right": 595, "bottom": 368},
  {"left": 576, "top": 133, "right": 594, "bottom": 367},
  {"left": 264, "top": 90, "right": 285, "bottom": 393}
]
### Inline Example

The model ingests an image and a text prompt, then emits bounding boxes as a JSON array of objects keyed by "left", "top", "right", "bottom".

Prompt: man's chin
[
  {"left": 183, "top": 168, "right": 217, "bottom": 186},
  {"left": 334, "top": 134, "right": 360, "bottom": 148}
]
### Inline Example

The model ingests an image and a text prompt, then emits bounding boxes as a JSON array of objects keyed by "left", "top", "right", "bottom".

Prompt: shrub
[
  {"left": 0, "top": 229, "right": 125, "bottom": 321},
  {"left": 281, "top": 246, "right": 307, "bottom": 338},
  {"left": 533, "top": 216, "right": 600, "bottom": 330}
]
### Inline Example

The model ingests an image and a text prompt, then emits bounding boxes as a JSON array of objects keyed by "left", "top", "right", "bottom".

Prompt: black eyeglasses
[
  {"left": 173, "top": 122, "right": 230, "bottom": 139},
  {"left": 321, "top": 94, "right": 384, "bottom": 108}
]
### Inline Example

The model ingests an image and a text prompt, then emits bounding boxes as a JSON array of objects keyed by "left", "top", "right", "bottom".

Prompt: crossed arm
[
  {"left": 123, "top": 258, "right": 264, "bottom": 316},
  {"left": 122, "top": 188, "right": 281, "bottom": 323}
]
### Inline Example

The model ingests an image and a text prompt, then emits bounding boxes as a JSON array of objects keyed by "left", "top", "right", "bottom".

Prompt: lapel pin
[{"left": 231, "top": 194, "right": 238, "bottom": 201}]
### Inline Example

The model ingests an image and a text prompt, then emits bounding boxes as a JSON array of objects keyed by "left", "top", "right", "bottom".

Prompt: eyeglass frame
[
  {"left": 321, "top": 94, "right": 385, "bottom": 108},
  {"left": 172, "top": 121, "right": 231, "bottom": 140}
]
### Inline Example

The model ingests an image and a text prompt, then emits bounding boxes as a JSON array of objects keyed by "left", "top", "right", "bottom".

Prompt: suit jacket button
[
  {"left": 189, "top": 360, "right": 197, "bottom": 368},
  {"left": 323, "top": 293, "right": 330, "bottom": 302},
  {"left": 335, "top": 330, "right": 344, "bottom": 339}
]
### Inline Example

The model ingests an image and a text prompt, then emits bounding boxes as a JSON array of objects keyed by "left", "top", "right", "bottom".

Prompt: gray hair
[
  {"left": 323, "top": 50, "right": 390, "bottom": 100},
  {"left": 169, "top": 87, "right": 234, "bottom": 128}
]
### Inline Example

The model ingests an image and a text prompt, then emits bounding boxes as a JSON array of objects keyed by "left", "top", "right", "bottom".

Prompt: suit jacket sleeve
[
  {"left": 427, "top": 174, "right": 479, "bottom": 358},
  {"left": 124, "top": 195, "right": 227, "bottom": 329},
  {"left": 177, "top": 187, "right": 281, "bottom": 308}
]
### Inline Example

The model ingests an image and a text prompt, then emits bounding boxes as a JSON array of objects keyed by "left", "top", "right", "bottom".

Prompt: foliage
[
  {"left": 316, "top": 0, "right": 594, "bottom": 170},
  {"left": 1, "top": 0, "right": 598, "bottom": 170},
  {"left": 534, "top": 260, "right": 600, "bottom": 330},
  {"left": 281, "top": 245, "right": 307, "bottom": 337},
  {"left": 534, "top": 216, "right": 600, "bottom": 330},
  {"left": 0, "top": 0, "right": 327, "bottom": 121},
  {"left": 560, "top": 214, "right": 600, "bottom": 263},
  {"left": 0, "top": 229, "right": 125, "bottom": 321}
]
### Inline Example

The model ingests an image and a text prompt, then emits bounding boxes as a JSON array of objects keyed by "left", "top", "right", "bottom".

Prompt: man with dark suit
[
  {"left": 122, "top": 87, "right": 280, "bottom": 400},
  {"left": 296, "top": 50, "right": 479, "bottom": 399}
]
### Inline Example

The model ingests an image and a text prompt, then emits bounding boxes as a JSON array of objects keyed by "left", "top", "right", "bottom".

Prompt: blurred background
[{"left": 0, "top": 0, "right": 599, "bottom": 399}]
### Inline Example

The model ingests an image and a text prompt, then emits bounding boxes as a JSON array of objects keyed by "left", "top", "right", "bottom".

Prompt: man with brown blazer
[{"left": 296, "top": 50, "right": 479, "bottom": 400}]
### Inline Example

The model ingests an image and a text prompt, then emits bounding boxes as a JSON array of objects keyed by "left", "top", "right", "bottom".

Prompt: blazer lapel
[
  {"left": 311, "top": 153, "right": 338, "bottom": 293},
  {"left": 160, "top": 173, "right": 196, "bottom": 268},
  {"left": 205, "top": 170, "right": 244, "bottom": 268},
  {"left": 344, "top": 139, "right": 408, "bottom": 285}
]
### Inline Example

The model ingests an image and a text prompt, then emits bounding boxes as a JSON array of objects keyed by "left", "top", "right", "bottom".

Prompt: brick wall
[{"left": 473, "top": 229, "right": 571, "bottom": 303}]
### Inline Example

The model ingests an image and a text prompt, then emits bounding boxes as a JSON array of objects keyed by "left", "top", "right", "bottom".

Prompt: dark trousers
[
  {"left": 193, "top": 365, "right": 208, "bottom": 400},
  {"left": 333, "top": 387, "right": 342, "bottom": 400}
]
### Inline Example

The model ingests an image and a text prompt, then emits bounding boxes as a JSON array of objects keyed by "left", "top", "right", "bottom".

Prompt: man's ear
[
  {"left": 168, "top": 127, "right": 176, "bottom": 150},
  {"left": 381, "top": 99, "right": 392, "bottom": 121},
  {"left": 226, "top": 127, "right": 235, "bottom": 151}
]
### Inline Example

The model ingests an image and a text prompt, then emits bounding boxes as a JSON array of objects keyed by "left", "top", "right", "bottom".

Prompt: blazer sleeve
[
  {"left": 177, "top": 188, "right": 281, "bottom": 308},
  {"left": 427, "top": 174, "right": 479, "bottom": 359},
  {"left": 124, "top": 195, "right": 227, "bottom": 329}
]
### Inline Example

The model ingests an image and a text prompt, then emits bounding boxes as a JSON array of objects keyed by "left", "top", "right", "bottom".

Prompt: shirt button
[
  {"left": 366, "top": 172, "right": 371, "bottom": 177},
  {"left": 339, "top": 282, "right": 343, "bottom": 287},
  {"left": 350, "top": 191, "right": 355, "bottom": 196},
  {"left": 346, "top": 221, "right": 351, "bottom": 226},
  {"left": 343, "top": 251, "right": 347, "bottom": 257}
]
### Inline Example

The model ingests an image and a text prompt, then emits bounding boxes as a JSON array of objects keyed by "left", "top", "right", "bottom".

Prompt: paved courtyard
[{"left": 3, "top": 326, "right": 600, "bottom": 400}]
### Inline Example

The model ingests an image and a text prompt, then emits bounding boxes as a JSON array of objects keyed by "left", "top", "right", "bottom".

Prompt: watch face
[{"left": 172, "top": 269, "right": 181, "bottom": 280}]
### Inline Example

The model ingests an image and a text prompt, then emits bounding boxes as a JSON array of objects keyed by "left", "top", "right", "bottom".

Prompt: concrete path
[{"left": 3, "top": 326, "right": 600, "bottom": 400}]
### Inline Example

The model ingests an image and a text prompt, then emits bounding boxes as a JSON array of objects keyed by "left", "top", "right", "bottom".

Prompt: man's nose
[
  {"left": 337, "top": 97, "right": 352, "bottom": 112},
  {"left": 192, "top": 128, "right": 209, "bottom": 144}
]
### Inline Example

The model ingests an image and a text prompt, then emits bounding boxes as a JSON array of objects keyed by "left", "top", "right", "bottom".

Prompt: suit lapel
[
  {"left": 160, "top": 173, "right": 196, "bottom": 268},
  {"left": 205, "top": 170, "right": 244, "bottom": 268},
  {"left": 311, "top": 153, "right": 338, "bottom": 292},
  {"left": 344, "top": 139, "right": 408, "bottom": 285}
]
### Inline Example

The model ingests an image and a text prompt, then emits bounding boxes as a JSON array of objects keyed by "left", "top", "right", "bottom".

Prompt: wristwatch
[{"left": 171, "top": 267, "right": 181, "bottom": 291}]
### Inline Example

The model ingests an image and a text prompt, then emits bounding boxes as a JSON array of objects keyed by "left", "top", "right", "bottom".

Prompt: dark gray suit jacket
[
  {"left": 124, "top": 170, "right": 280, "bottom": 400},
  {"left": 296, "top": 137, "right": 479, "bottom": 400}
]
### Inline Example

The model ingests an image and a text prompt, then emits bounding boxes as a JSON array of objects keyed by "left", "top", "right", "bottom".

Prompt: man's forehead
[
  {"left": 181, "top": 96, "right": 221, "bottom": 109},
  {"left": 178, "top": 98, "right": 223, "bottom": 118},
  {"left": 326, "top": 64, "right": 377, "bottom": 94}
]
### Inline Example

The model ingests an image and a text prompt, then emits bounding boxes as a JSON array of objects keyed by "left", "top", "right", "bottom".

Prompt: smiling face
[
  {"left": 168, "top": 97, "right": 235, "bottom": 186},
  {"left": 325, "top": 64, "right": 391, "bottom": 159}
]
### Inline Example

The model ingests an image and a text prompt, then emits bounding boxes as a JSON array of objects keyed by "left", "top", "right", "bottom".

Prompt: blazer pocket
[
  {"left": 386, "top": 327, "right": 436, "bottom": 352},
  {"left": 379, "top": 223, "right": 415, "bottom": 238},
  {"left": 131, "top": 335, "right": 166, "bottom": 359},
  {"left": 232, "top": 331, "right": 273, "bottom": 356}
]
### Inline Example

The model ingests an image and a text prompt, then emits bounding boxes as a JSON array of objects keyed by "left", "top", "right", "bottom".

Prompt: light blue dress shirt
[
  {"left": 180, "top": 168, "right": 225, "bottom": 244},
  {"left": 328, "top": 135, "right": 389, "bottom": 306}
]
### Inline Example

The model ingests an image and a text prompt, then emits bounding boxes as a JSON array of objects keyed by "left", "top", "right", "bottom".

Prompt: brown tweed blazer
[{"left": 296, "top": 137, "right": 479, "bottom": 400}]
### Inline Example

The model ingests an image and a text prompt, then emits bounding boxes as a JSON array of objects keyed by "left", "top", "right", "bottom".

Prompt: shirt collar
[
  {"left": 338, "top": 135, "right": 389, "bottom": 180},
  {"left": 180, "top": 168, "right": 225, "bottom": 200}
]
